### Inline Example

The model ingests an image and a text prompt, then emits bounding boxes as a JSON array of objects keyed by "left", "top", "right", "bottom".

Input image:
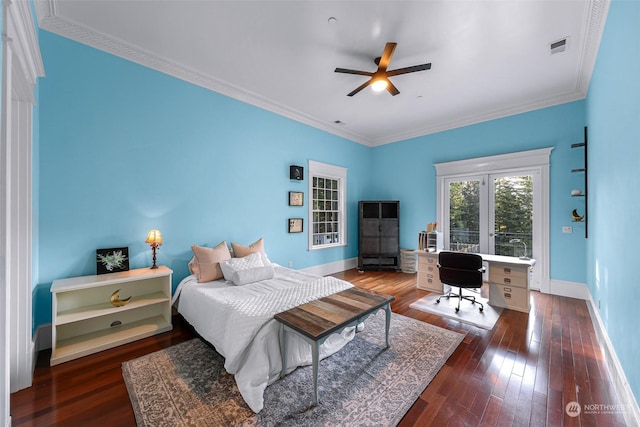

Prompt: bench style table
[{"left": 274, "top": 286, "right": 395, "bottom": 406}]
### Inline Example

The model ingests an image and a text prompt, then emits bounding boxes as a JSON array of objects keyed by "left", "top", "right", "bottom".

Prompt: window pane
[
  {"left": 494, "top": 175, "right": 533, "bottom": 258},
  {"left": 449, "top": 180, "right": 480, "bottom": 253},
  {"left": 310, "top": 165, "right": 346, "bottom": 249}
]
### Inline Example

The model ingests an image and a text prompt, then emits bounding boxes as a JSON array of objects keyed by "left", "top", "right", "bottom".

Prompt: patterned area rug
[{"left": 122, "top": 311, "right": 464, "bottom": 427}]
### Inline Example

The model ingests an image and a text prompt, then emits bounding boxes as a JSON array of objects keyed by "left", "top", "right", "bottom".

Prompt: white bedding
[{"left": 172, "top": 265, "right": 355, "bottom": 413}]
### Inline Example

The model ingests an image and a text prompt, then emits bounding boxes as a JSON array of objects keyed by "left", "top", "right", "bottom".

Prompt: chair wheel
[
  {"left": 455, "top": 307, "right": 459, "bottom": 313},
  {"left": 479, "top": 307, "right": 484, "bottom": 312},
  {"left": 436, "top": 298, "right": 441, "bottom": 304}
]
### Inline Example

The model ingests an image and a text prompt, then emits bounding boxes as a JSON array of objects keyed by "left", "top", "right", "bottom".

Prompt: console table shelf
[{"left": 51, "top": 266, "right": 173, "bottom": 365}]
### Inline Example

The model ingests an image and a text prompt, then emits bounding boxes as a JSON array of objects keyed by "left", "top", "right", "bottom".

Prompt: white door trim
[{"left": 435, "top": 148, "right": 553, "bottom": 293}]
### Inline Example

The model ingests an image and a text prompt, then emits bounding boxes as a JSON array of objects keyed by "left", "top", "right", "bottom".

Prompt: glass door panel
[
  {"left": 446, "top": 177, "right": 487, "bottom": 253},
  {"left": 490, "top": 173, "right": 533, "bottom": 258}
]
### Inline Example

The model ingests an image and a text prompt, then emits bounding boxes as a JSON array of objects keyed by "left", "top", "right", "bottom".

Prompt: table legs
[
  {"left": 384, "top": 303, "right": 391, "bottom": 348},
  {"left": 311, "top": 341, "right": 319, "bottom": 406},
  {"left": 279, "top": 304, "right": 392, "bottom": 407},
  {"left": 279, "top": 325, "right": 288, "bottom": 379}
]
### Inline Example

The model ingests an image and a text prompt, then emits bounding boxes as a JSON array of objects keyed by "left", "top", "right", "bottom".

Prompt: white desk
[{"left": 416, "top": 251, "right": 536, "bottom": 313}]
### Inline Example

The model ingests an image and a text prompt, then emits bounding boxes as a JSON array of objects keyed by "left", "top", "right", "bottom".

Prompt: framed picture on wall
[
  {"left": 288, "top": 218, "right": 303, "bottom": 233},
  {"left": 96, "top": 247, "right": 130, "bottom": 275},
  {"left": 289, "top": 191, "right": 304, "bottom": 206}
]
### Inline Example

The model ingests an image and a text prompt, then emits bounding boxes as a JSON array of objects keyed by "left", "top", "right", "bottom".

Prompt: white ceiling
[{"left": 36, "top": 1, "right": 609, "bottom": 147}]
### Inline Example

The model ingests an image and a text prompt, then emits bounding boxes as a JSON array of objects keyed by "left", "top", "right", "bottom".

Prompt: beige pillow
[
  {"left": 191, "top": 241, "right": 231, "bottom": 283},
  {"left": 231, "top": 237, "right": 265, "bottom": 258},
  {"left": 188, "top": 256, "right": 199, "bottom": 275}
]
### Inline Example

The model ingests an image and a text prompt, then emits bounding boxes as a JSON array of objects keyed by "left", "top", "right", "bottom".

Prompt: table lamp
[
  {"left": 509, "top": 238, "right": 529, "bottom": 260},
  {"left": 145, "top": 229, "right": 163, "bottom": 269}
]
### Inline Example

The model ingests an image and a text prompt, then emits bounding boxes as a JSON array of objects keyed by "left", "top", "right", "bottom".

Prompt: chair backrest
[{"left": 438, "top": 251, "right": 483, "bottom": 289}]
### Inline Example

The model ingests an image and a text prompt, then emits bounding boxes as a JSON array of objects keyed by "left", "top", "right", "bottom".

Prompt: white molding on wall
[
  {"left": 548, "top": 278, "right": 592, "bottom": 300},
  {"left": 585, "top": 293, "right": 640, "bottom": 426},
  {"left": 2, "top": 0, "right": 45, "bottom": 408},
  {"left": 300, "top": 257, "right": 357, "bottom": 278}
]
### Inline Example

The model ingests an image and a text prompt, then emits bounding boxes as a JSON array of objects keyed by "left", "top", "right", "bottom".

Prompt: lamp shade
[{"left": 145, "top": 229, "right": 163, "bottom": 245}]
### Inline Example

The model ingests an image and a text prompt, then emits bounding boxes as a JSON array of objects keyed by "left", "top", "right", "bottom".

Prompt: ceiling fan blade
[
  {"left": 386, "top": 80, "right": 400, "bottom": 96},
  {"left": 377, "top": 42, "right": 397, "bottom": 71},
  {"left": 335, "top": 68, "right": 374, "bottom": 77},
  {"left": 347, "top": 80, "right": 373, "bottom": 97},
  {"left": 386, "top": 63, "right": 432, "bottom": 77}
]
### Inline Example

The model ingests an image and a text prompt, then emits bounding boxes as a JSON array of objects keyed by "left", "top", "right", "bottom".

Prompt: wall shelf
[{"left": 571, "top": 127, "right": 588, "bottom": 238}]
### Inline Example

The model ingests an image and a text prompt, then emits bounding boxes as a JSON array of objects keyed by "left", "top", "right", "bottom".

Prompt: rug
[
  {"left": 409, "top": 287, "right": 502, "bottom": 330},
  {"left": 122, "top": 310, "right": 464, "bottom": 427}
]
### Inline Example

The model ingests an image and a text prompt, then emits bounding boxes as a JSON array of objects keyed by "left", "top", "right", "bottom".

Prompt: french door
[{"left": 442, "top": 170, "right": 540, "bottom": 290}]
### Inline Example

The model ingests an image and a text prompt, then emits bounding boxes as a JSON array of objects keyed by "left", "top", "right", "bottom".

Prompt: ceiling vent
[{"left": 550, "top": 37, "right": 569, "bottom": 54}]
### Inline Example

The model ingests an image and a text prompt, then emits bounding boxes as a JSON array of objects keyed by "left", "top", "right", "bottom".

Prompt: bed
[{"left": 171, "top": 239, "right": 357, "bottom": 413}]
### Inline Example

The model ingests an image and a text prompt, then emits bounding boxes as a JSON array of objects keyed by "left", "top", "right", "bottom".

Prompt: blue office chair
[{"left": 436, "top": 251, "right": 485, "bottom": 313}]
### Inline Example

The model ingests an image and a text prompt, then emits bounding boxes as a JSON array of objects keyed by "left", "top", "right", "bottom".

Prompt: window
[
  {"left": 435, "top": 148, "right": 552, "bottom": 292},
  {"left": 308, "top": 160, "right": 347, "bottom": 250}
]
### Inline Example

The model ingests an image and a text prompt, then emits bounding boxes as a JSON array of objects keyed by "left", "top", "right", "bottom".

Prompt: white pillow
[
  {"left": 220, "top": 252, "right": 265, "bottom": 281},
  {"left": 231, "top": 265, "right": 275, "bottom": 286}
]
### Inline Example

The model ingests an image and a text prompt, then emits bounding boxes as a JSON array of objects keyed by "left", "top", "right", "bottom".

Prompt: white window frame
[
  {"left": 308, "top": 160, "right": 347, "bottom": 250},
  {"left": 435, "top": 148, "right": 553, "bottom": 293}
]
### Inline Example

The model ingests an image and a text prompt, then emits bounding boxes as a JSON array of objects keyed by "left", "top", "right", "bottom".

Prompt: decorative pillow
[
  {"left": 220, "top": 252, "right": 265, "bottom": 281},
  {"left": 230, "top": 265, "right": 275, "bottom": 286},
  {"left": 231, "top": 238, "right": 265, "bottom": 258},
  {"left": 188, "top": 256, "right": 199, "bottom": 275},
  {"left": 191, "top": 241, "right": 231, "bottom": 283}
]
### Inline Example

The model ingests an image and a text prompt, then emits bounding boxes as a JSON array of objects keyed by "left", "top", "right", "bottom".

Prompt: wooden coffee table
[{"left": 274, "top": 286, "right": 395, "bottom": 406}]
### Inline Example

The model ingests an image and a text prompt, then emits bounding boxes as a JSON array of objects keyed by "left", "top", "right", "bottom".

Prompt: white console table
[{"left": 416, "top": 251, "right": 535, "bottom": 312}]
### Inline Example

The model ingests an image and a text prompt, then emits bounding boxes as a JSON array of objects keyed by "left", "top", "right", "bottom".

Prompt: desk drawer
[
  {"left": 417, "top": 271, "right": 442, "bottom": 293},
  {"left": 489, "top": 264, "right": 528, "bottom": 288},
  {"left": 417, "top": 253, "right": 438, "bottom": 267},
  {"left": 489, "top": 283, "right": 530, "bottom": 312}
]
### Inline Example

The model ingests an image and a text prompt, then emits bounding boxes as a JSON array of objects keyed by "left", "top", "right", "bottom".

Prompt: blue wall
[
  {"left": 369, "top": 101, "right": 587, "bottom": 283},
  {"left": 586, "top": 0, "right": 640, "bottom": 402},
  {"left": 35, "top": 31, "right": 371, "bottom": 327},
  {"left": 35, "top": 29, "right": 589, "bottom": 327}
]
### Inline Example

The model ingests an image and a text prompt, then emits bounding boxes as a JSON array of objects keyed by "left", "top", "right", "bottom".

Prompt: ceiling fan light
[{"left": 371, "top": 79, "right": 388, "bottom": 92}]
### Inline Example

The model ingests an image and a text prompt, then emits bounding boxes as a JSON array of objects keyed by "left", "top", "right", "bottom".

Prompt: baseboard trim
[
  {"left": 585, "top": 294, "right": 640, "bottom": 425},
  {"left": 548, "top": 278, "right": 591, "bottom": 300},
  {"left": 300, "top": 257, "right": 358, "bottom": 277}
]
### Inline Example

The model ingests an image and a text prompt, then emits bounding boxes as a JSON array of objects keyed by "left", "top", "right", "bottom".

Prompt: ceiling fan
[{"left": 334, "top": 42, "right": 431, "bottom": 97}]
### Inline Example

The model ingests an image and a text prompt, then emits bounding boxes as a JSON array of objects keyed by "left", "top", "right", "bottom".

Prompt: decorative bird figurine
[
  {"left": 571, "top": 209, "right": 584, "bottom": 222},
  {"left": 110, "top": 289, "right": 131, "bottom": 307}
]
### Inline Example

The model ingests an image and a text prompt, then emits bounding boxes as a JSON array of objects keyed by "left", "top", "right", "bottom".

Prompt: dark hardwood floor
[{"left": 11, "top": 270, "right": 627, "bottom": 426}]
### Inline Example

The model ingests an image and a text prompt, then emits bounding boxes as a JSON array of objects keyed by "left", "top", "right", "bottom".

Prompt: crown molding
[
  {"left": 5, "top": 0, "right": 46, "bottom": 87},
  {"left": 35, "top": 0, "right": 609, "bottom": 148}
]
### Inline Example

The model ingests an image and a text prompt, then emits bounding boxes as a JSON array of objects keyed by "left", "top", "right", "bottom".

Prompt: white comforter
[{"left": 172, "top": 266, "right": 355, "bottom": 413}]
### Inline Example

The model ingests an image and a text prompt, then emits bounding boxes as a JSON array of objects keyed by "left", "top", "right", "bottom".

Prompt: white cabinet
[
  {"left": 487, "top": 261, "right": 531, "bottom": 313},
  {"left": 416, "top": 252, "right": 443, "bottom": 293},
  {"left": 50, "top": 266, "right": 173, "bottom": 365}
]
